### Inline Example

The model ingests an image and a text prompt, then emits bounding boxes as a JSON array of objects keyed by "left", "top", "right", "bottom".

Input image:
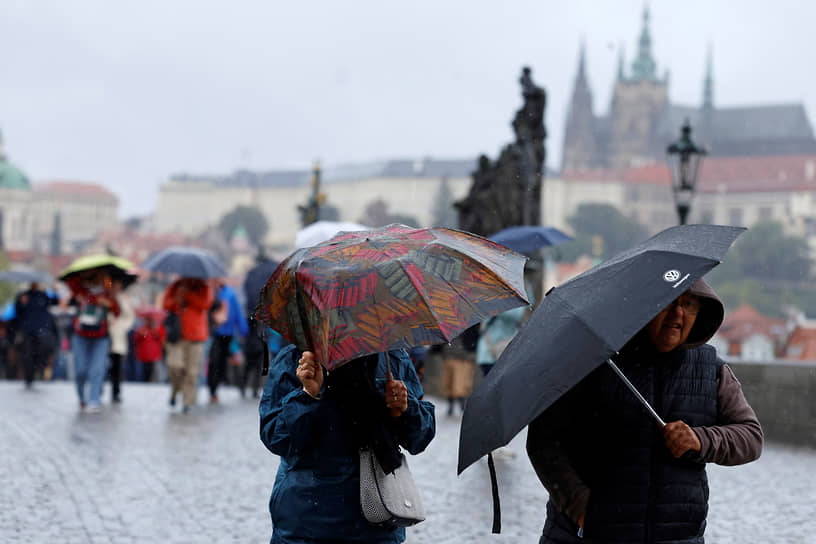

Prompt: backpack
[{"left": 164, "top": 312, "right": 182, "bottom": 343}]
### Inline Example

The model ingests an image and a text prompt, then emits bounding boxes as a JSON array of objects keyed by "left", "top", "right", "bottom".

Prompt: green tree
[
  {"left": 430, "top": 177, "right": 458, "bottom": 228},
  {"left": 556, "top": 203, "right": 649, "bottom": 261},
  {"left": 0, "top": 251, "right": 14, "bottom": 307},
  {"left": 705, "top": 221, "right": 815, "bottom": 316},
  {"left": 709, "top": 221, "right": 811, "bottom": 284},
  {"left": 318, "top": 203, "right": 340, "bottom": 222},
  {"left": 218, "top": 205, "right": 269, "bottom": 246},
  {"left": 358, "top": 198, "right": 420, "bottom": 228}
]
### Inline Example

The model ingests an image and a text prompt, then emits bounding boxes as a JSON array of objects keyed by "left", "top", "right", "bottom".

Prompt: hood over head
[{"left": 681, "top": 277, "right": 724, "bottom": 348}]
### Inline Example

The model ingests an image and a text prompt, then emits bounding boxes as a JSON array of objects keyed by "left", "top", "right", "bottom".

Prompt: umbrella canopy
[
  {"left": 0, "top": 268, "right": 52, "bottom": 284},
  {"left": 256, "top": 224, "right": 529, "bottom": 371},
  {"left": 489, "top": 225, "right": 572, "bottom": 254},
  {"left": 458, "top": 224, "right": 745, "bottom": 474},
  {"left": 58, "top": 254, "right": 135, "bottom": 282},
  {"left": 244, "top": 257, "right": 280, "bottom": 312},
  {"left": 294, "top": 220, "right": 370, "bottom": 249},
  {"left": 141, "top": 246, "right": 227, "bottom": 279}
]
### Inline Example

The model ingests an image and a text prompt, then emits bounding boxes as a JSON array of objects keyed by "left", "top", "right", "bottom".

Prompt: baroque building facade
[
  {"left": 153, "top": 158, "right": 474, "bottom": 253},
  {"left": 0, "top": 129, "right": 119, "bottom": 254}
]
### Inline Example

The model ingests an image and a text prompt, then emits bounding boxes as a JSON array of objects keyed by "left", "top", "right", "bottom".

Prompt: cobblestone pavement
[{"left": 1, "top": 381, "right": 814, "bottom": 543}]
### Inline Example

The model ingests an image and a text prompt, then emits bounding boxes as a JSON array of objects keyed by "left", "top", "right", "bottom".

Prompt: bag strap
[{"left": 487, "top": 451, "right": 501, "bottom": 533}]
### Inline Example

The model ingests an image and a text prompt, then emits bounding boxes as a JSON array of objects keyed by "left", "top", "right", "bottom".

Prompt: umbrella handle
[
  {"left": 384, "top": 355, "right": 402, "bottom": 418},
  {"left": 606, "top": 359, "right": 666, "bottom": 428}
]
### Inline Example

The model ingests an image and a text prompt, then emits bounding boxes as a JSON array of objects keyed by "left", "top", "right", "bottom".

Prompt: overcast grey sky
[{"left": 2, "top": 0, "right": 813, "bottom": 216}]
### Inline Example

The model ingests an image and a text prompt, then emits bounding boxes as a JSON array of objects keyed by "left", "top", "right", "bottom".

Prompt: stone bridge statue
[{"left": 455, "top": 66, "right": 546, "bottom": 237}]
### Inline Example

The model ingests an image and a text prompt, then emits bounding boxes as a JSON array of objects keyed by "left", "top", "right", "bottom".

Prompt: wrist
[{"left": 302, "top": 387, "right": 321, "bottom": 400}]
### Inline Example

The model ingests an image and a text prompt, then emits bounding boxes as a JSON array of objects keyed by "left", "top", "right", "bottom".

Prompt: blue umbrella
[
  {"left": 489, "top": 225, "right": 572, "bottom": 254},
  {"left": 141, "top": 246, "right": 228, "bottom": 279}
]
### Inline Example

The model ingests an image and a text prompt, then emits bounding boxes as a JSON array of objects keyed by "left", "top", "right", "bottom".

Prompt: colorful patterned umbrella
[{"left": 255, "top": 224, "right": 530, "bottom": 371}]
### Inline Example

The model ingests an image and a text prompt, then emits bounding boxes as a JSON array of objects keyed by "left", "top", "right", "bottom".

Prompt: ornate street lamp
[{"left": 666, "top": 119, "right": 707, "bottom": 225}]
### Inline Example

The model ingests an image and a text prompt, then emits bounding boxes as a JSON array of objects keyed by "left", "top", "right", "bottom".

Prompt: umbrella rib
[{"left": 394, "top": 258, "right": 455, "bottom": 342}]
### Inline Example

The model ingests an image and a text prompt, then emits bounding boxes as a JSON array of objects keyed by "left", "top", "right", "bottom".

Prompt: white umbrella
[{"left": 293, "top": 220, "right": 370, "bottom": 249}]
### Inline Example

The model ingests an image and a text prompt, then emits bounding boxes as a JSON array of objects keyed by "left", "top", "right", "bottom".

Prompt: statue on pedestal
[{"left": 455, "top": 66, "right": 547, "bottom": 237}]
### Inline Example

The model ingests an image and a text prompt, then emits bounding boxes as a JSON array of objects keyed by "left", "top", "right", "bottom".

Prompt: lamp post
[{"left": 666, "top": 119, "right": 707, "bottom": 225}]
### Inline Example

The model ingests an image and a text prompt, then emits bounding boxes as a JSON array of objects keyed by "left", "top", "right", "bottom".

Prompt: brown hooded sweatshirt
[{"left": 526, "top": 278, "right": 763, "bottom": 525}]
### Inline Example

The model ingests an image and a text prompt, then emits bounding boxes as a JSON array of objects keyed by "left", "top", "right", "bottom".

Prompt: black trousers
[
  {"left": 241, "top": 349, "right": 262, "bottom": 396},
  {"left": 141, "top": 362, "right": 155, "bottom": 383},
  {"left": 20, "top": 333, "right": 51, "bottom": 385},
  {"left": 207, "top": 335, "right": 233, "bottom": 396},
  {"left": 108, "top": 352, "right": 123, "bottom": 399}
]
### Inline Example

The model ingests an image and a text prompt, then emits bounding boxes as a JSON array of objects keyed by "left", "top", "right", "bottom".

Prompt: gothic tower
[
  {"left": 562, "top": 42, "right": 599, "bottom": 171},
  {"left": 606, "top": 6, "right": 669, "bottom": 169}
]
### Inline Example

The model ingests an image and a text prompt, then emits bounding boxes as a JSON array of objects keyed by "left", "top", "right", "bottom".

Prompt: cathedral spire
[
  {"left": 576, "top": 38, "right": 588, "bottom": 84},
  {"left": 617, "top": 44, "right": 625, "bottom": 81},
  {"left": 702, "top": 45, "right": 714, "bottom": 111},
  {"left": 630, "top": 4, "right": 657, "bottom": 81}
]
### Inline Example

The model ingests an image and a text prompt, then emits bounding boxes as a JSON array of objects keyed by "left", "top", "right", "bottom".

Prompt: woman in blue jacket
[{"left": 260, "top": 344, "right": 436, "bottom": 544}]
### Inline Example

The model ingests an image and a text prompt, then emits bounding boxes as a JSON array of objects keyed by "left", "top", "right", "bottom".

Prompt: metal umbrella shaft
[{"left": 606, "top": 359, "right": 666, "bottom": 428}]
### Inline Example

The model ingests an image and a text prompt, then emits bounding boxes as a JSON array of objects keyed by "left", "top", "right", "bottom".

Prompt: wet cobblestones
[{"left": 0, "top": 381, "right": 813, "bottom": 543}]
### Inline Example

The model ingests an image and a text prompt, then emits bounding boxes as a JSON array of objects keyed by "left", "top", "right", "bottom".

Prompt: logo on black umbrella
[{"left": 662, "top": 269, "right": 681, "bottom": 282}]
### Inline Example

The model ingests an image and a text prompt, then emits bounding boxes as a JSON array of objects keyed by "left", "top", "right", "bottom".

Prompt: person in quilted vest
[{"left": 526, "top": 279, "right": 763, "bottom": 544}]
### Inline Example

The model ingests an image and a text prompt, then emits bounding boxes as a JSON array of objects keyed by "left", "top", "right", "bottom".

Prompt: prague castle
[{"left": 561, "top": 7, "right": 816, "bottom": 173}]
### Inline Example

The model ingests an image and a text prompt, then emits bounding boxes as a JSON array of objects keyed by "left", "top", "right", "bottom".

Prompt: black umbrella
[
  {"left": 141, "top": 246, "right": 227, "bottom": 279},
  {"left": 458, "top": 224, "right": 744, "bottom": 473},
  {"left": 243, "top": 257, "right": 279, "bottom": 313},
  {"left": 0, "top": 268, "right": 52, "bottom": 284}
]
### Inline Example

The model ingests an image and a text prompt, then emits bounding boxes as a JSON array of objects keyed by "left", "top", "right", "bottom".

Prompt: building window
[
  {"left": 758, "top": 207, "right": 773, "bottom": 222},
  {"left": 700, "top": 209, "right": 714, "bottom": 224},
  {"left": 728, "top": 208, "right": 743, "bottom": 226}
]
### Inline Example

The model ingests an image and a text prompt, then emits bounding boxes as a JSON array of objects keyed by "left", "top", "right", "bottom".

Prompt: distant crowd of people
[{"left": 0, "top": 268, "right": 285, "bottom": 413}]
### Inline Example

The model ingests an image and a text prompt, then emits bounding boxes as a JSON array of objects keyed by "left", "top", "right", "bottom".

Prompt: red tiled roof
[
  {"left": 34, "top": 181, "right": 118, "bottom": 202},
  {"left": 718, "top": 303, "right": 787, "bottom": 343},
  {"left": 782, "top": 326, "right": 816, "bottom": 360},
  {"left": 561, "top": 154, "right": 816, "bottom": 194}
]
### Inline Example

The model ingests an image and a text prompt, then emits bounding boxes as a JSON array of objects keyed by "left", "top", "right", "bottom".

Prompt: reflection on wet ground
[{"left": 0, "top": 382, "right": 812, "bottom": 543}]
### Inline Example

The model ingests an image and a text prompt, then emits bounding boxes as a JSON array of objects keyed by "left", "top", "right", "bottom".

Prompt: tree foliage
[
  {"left": 358, "top": 198, "right": 420, "bottom": 228},
  {"left": 218, "top": 205, "right": 269, "bottom": 246},
  {"left": 0, "top": 251, "right": 15, "bottom": 307},
  {"left": 317, "top": 203, "right": 340, "bottom": 222},
  {"left": 708, "top": 221, "right": 811, "bottom": 284},
  {"left": 555, "top": 203, "right": 649, "bottom": 261},
  {"left": 430, "top": 177, "right": 458, "bottom": 228},
  {"left": 706, "top": 221, "right": 815, "bottom": 316}
]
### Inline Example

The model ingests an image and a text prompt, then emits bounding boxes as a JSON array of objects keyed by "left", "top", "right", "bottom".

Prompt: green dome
[{"left": 0, "top": 157, "right": 31, "bottom": 190}]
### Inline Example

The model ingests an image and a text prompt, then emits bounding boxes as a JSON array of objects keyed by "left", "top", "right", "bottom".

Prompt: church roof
[
  {"left": 0, "top": 157, "right": 31, "bottom": 190},
  {"left": 660, "top": 104, "right": 816, "bottom": 156}
]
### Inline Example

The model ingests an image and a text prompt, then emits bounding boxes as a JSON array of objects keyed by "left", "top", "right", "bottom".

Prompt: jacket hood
[{"left": 681, "top": 277, "right": 724, "bottom": 348}]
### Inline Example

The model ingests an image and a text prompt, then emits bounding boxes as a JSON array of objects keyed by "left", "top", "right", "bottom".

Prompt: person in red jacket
[
  {"left": 133, "top": 314, "right": 166, "bottom": 383},
  {"left": 66, "top": 268, "right": 120, "bottom": 413},
  {"left": 162, "top": 278, "right": 214, "bottom": 412}
]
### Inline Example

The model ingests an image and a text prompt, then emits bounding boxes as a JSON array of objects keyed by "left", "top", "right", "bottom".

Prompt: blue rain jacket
[
  {"left": 213, "top": 284, "right": 249, "bottom": 337},
  {"left": 260, "top": 344, "right": 436, "bottom": 544}
]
